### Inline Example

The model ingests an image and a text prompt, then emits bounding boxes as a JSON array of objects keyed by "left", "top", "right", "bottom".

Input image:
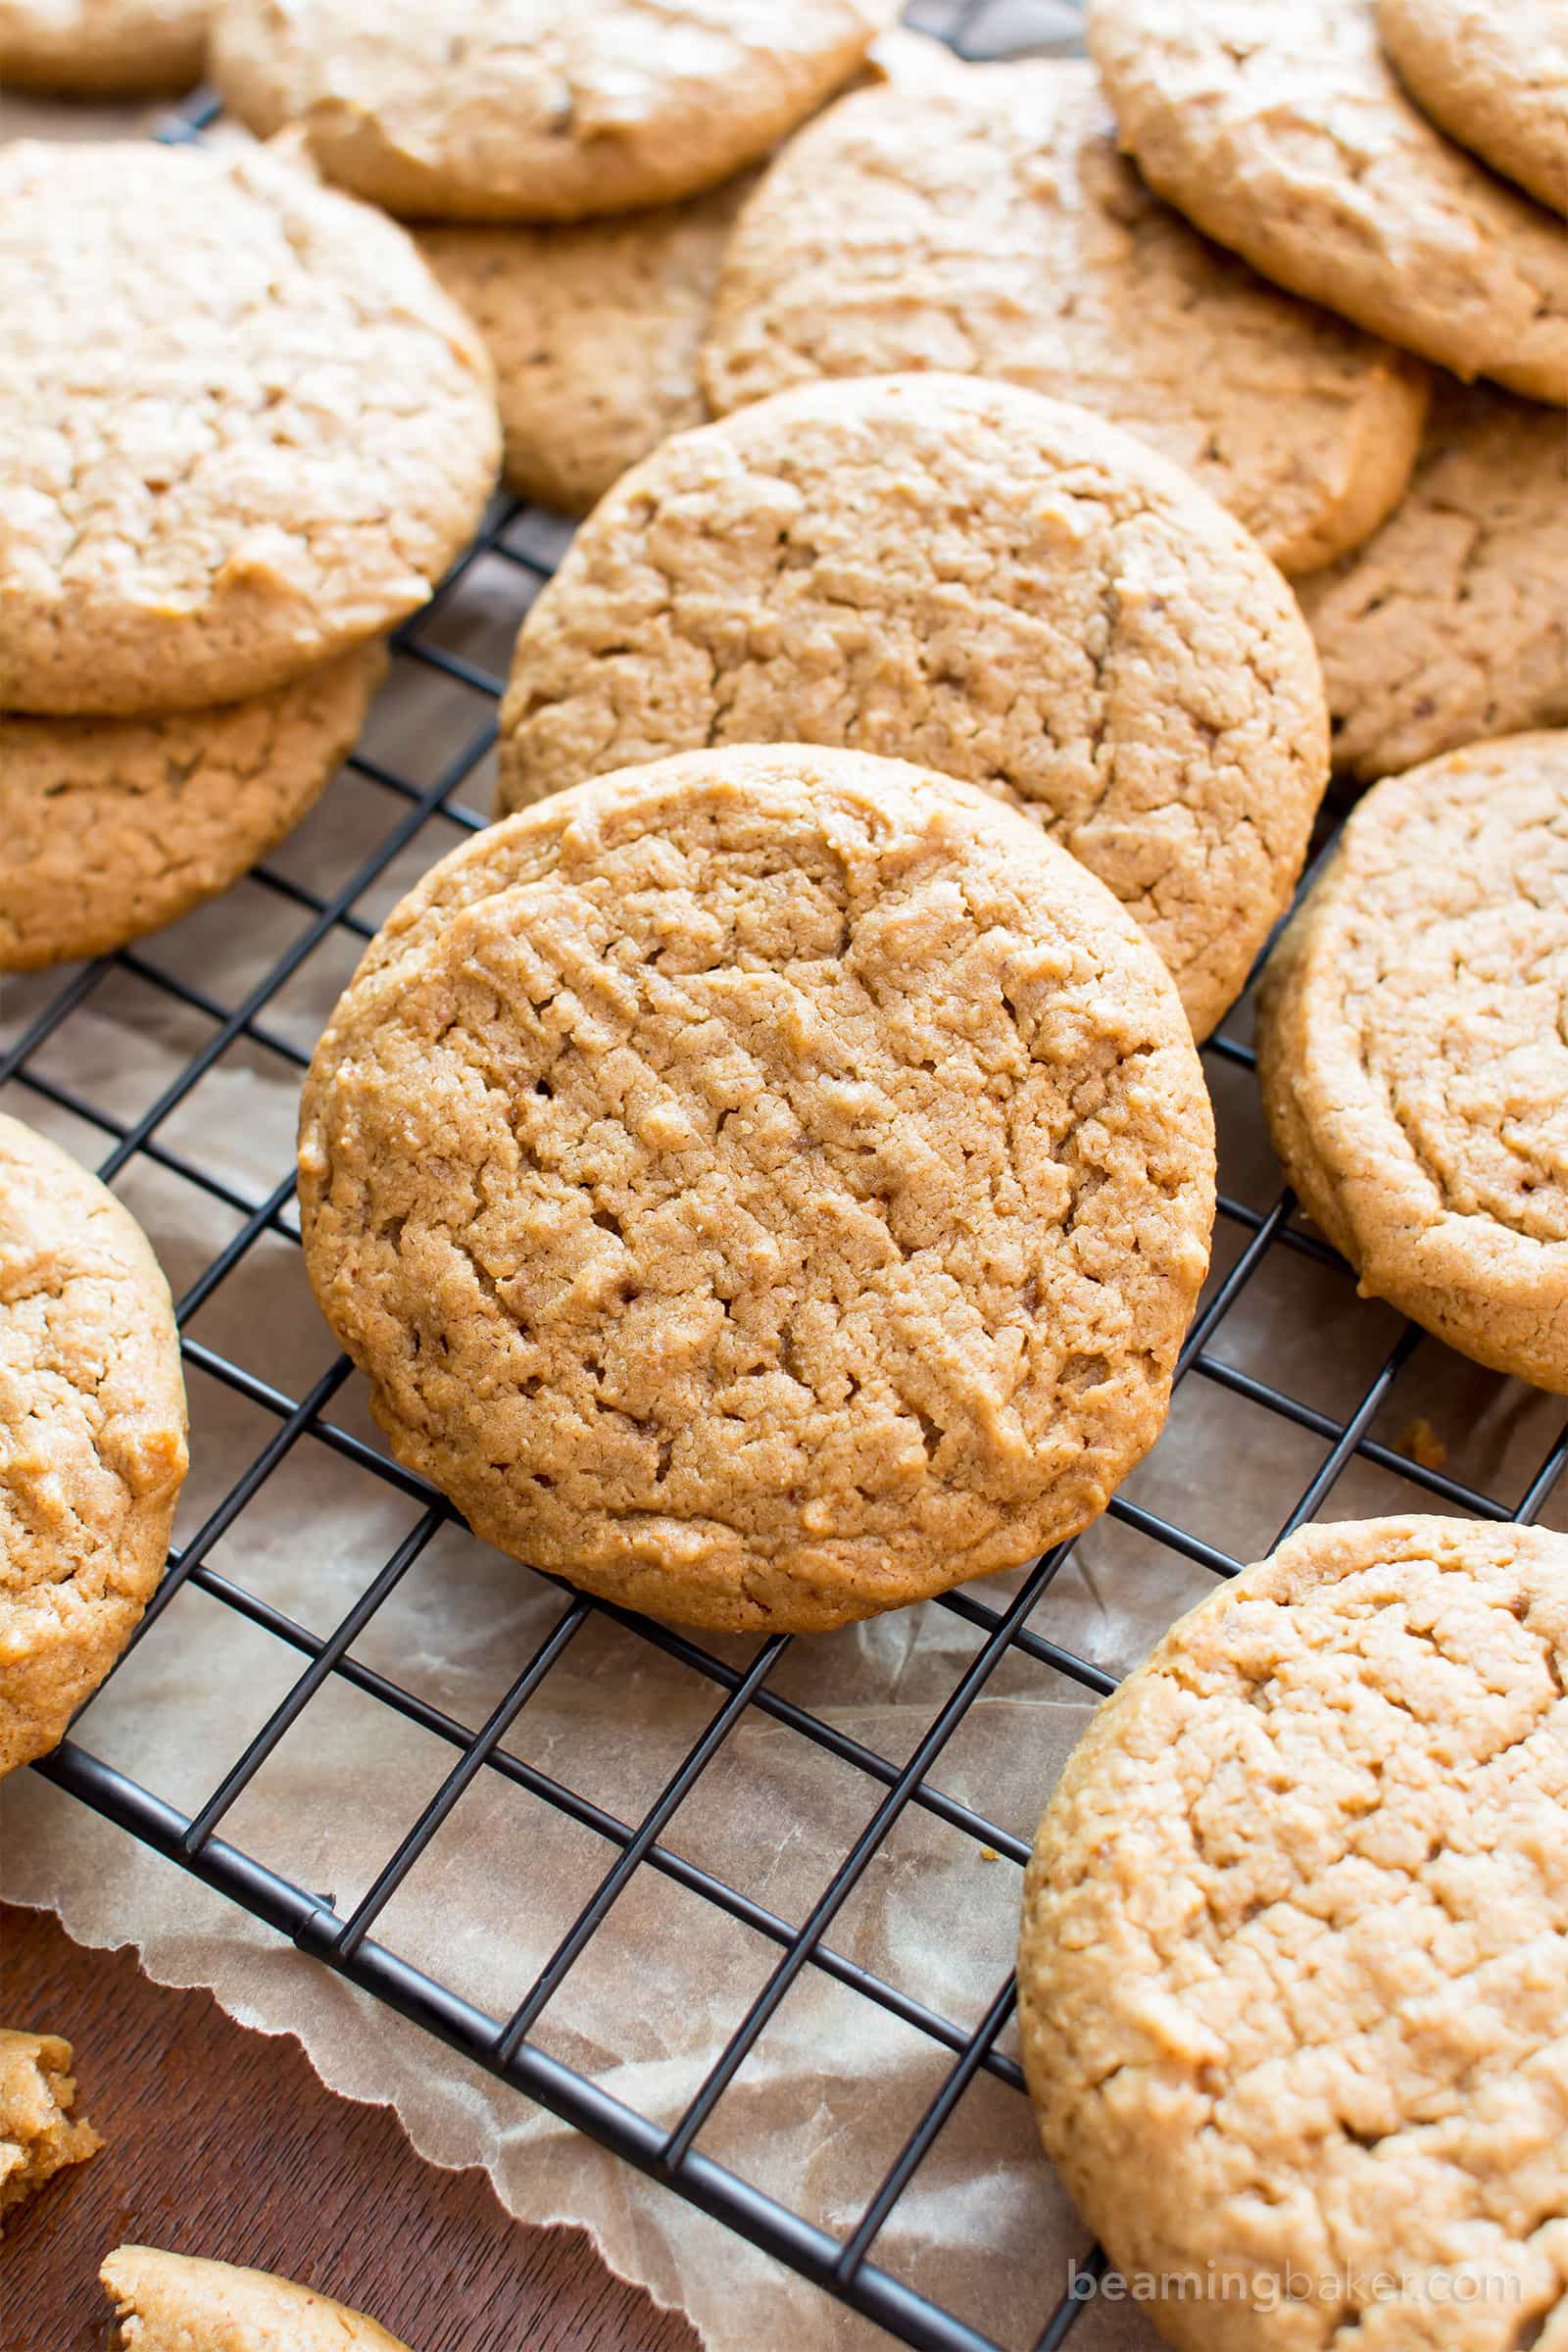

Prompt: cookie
[
  {"left": 1256, "top": 733, "right": 1568, "bottom": 1393},
  {"left": 299, "top": 746, "right": 1216, "bottom": 1634},
  {"left": 101, "top": 2247, "right": 413, "bottom": 2350},
  {"left": 418, "top": 176, "right": 756, "bottom": 518},
  {"left": 0, "top": 2031, "right": 100, "bottom": 2223},
  {"left": 703, "top": 60, "right": 1431, "bottom": 576},
  {"left": 1297, "top": 382, "right": 1568, "bottom": 782},
  {"left": 497, "top": 374, "right": 1330, "bottom": 1040},
  {"left": 0, "top": 139, "right": 498, "bottom": 718},
  {"left": 209, "top": 0, "right": 899, "bottom": 222},
  {"left": 1086, "top": 0, "right": 1568, "bottom": 403},
  {"left": 1377, "top": 0, "right": 1568, "bottom": 218},
  {"left": 0, "top": 0, "right": 206, "bottom": 92},
  {"left": 0, "top": 1114, "right": 188, "bottom": 1778},
  {"left": 1018, "top": 1513, "right": 1568, "bottom": 2352},
  {"left": 0, "top": 645, "right": 385, "bottom": 972}
]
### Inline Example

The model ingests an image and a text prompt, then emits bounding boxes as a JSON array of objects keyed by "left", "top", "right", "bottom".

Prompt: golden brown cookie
[
  {"left": 0, "top": 2031, "right": 100, "bottom": 2224},
  {"left": 1257, "top": 732, "right": 1568, "bottom": 1393},
  {"left": 299, "top": 746, "right": 1216, "bottom": 1634},
  {"left": 1297, "top": 381, "right": 1568, "bottom": 782},
  {"left": 418, "top": 176, "right": 756, "bottom": 518},
  {"left": 0, "top": 138, "right": 498, "bottom": 718},
  {"left": 0, "top": 645, "right": 384, "bottom": 972},
  {"left": 0, "top": 0, "right": 207, "bottom": 92},
  {"left": 702, "top": 59, "right": 1430, "bottom": 576},
  {"left": 1086, "top": 0, "right": 1568, "bottom": 403},
  {"left": 209, "top": 0, "right": 899, "bottom": 221},
  {"left": 0, "top": 1115, "right": 188, "bottom": 1777},
  {"left": 101, "top": 2247, "right": 414, "bottom": 2350},
  {"left": 497, "top": 373, "right": 1330, "bottom": 1040},
  {"left": 1019, "top": 1513, "right": 1568, "bottom": 2352},
  {"left": 1378, "top": 0, "right": 1568, "bottom": 218}
]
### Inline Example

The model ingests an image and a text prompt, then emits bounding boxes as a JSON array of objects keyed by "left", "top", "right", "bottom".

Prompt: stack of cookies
[{"left": 0, "top": 133, "right": 500, "bottom": 972}]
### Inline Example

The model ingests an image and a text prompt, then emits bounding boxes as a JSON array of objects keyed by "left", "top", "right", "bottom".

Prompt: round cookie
[
  {"left": 299, "top": 745, "right": 1216, "bottom": 1634},
  {"left": 0, "top": 139, "right": 498, "bottom": 719},
  {"left": 1257, "top": 732, "right": 1568, "bottom": 1393},
  {"left": 1297, "top": 382, "right": 1568, "bottom": 782},
  {"left": 1086, "top": 0, "right": 1568, "bottom": 404},
  {"left": 1018, "top": 1513, "right": 1568, "bottom": 2352},
  {"left": 0, "top": 1115, "right": 188, "bottom": 1779},
  {"left": 703, "top": 60, "right": 1431, "bottom": 577},
  {"left": 209, "top": 0, "right": 900, "bottom": 222},
  {"left": 497, "top": 374, "right": 1331, "bottom": 1040},
  {"left": 0, "top": 0, "right": 207, "bottom": 93},
  {"left": 418, "top": 175, "right": 756, "bottom": 518},
  {"left": 0, "top": 645, "right": 385, "bottom": 972},
  {"left": 1377, "top": 0, "right": 1568, "bottom": 218},
  {"left": 102, "top": 2248, "right": 413, "bottom": 2351}
]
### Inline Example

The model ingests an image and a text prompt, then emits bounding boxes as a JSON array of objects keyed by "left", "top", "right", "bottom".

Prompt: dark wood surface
[{"left": 0, "top": 1901, "right": 700, "bottom": 2352}]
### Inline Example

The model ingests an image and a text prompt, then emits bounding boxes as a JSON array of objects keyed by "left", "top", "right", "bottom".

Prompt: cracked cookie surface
[
  {"left": 299, "top": 746, "right": 1215, "bottom": 1633},
  {"left": 702, "top": 60, "right": 1430, "bottom": 577},
  {"left": 0, "top": 1115, "right": 188, "bottom": 1777},
  {"left": 1018, "top": 1512, "right": 1568, "bottom": 2352},
  {"left": 0, "top": 139, "right": 498, "bottom": 718},
  {"left": 1086, "top": 0, "right": 1568, "bottom": 402},
  {"left": 0, "top": 645, "right": 384, "bottom": 973},
  {"left": 1256, "top": 732, "right": 1568, "bottom": 1393},
  {"left": 1297, "top": 382, "right": 1568, "bottom": 782},
  {"left": 0, "top": 0, "right": 207, "bottom": 93},
  {"left": 1377, "top": 0, "right": 1568, "bottom": 218},
  {"left": 497, "top": 374, "right": 1329, "bottom": 1041},
  {"left": 101, "top": 2246, "right": 413, "bottom": 2350},
  {"left": 0, "top": 2030, "right": 100, "bottom": 2223},
  {"left": 210, "top": 0, "right": 898, "bottom": 221}
]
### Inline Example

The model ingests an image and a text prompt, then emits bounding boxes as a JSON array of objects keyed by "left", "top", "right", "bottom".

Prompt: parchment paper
[{"left": 2, "top": 74, "right": 1564, "bottom": 2352}]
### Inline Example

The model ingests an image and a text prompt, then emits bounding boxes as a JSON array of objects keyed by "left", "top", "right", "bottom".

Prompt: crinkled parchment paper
[{"left": 2, "top": 72, "right": 1563, "bottom": 2352}]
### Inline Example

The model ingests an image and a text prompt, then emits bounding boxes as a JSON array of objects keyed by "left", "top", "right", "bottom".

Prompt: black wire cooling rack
[{"left": 3, "top": 7, "right": 1565, "bottom": 2349}]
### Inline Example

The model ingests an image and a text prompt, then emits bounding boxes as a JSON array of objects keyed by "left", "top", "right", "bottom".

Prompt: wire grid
[{"left": 4, "top": 10, "right": 1565, "bottom": 2349}]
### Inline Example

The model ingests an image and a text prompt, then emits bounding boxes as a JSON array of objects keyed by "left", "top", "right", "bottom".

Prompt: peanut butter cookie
[
  {"left": 497, "top": 374, "right": 1330, "bottom": 1039},
  {"left": 0, "top": 1115, "right": 188, "bottom": 1777},
  {"left": 299, "top": 746, "right": 1215, "bottom": 1633},
  {"left": 1378, "top": 0, "right": 1568, "bottom": 218},
  {"left": 0, "top": 0, "right": 206, "bottom": 93},
  {"left": 0, "top": 2031, "right": 99, "bottom": 2224},
  {"left": 210, "top": 0, "right": 899, "bottom": 221},
  {"left": 101, "top": 2247, "right": 413, "bottom": 2350},
  {"left": 1257, "top": 733, "right": 1568, "bottom": 1392},
  {"left": 703, "top": 60, "right": 1430, "bottom": 576},
  {"left": 0, "top": 138, "right": 498, "bottom": 717},
  {"left": 1297, "top": 381, "right": 1568, "bottom": 782},
  {"left": 1087, "top": 0, "right": 1568, "bottom": 402},
  {"left": 1019, "top": 1513, "right": 1568, "bottom": 2352},
  {"left": 0, "top": 646, "right": 384, "bottom": 972}
]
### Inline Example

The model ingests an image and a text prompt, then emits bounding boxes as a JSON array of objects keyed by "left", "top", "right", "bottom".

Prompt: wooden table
[{"left": 1, "top": 1901, "right": 700, "bottom": 2352}]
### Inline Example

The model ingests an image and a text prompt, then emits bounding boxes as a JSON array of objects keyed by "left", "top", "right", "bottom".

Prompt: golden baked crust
[
  {"left": 1256, "top": 732, "right": 1568, "bottom": 1393},
  {"left": 0, "top": 1115, "right": 188, "bottom": 1777},
  {"left": 210, "top": 0, "right": 899, "bottom": 221},
  {"left": 1018, "top": 1513, "right": 1568, "bottom": 2352},
  {"left": 497, "top": 373, "right": 1329, "bottom": 1041},
  {"left": 299, "top": 745, "right": 1215, "bottom": 1633},
  {"left": 1297, "top": 381, "right": 1568, "bottom": 782},
  {"left": 101, "top": 2246, "right": 414, "bottom": 2350},
  {"left": 0, "top": 2030, "right": 100, "bottom": 2224},
  {"left": 1378, "top": 0, "right": 1568, "bottom": 218},
  {"left": 418, "top": 177, "right": 756, "bottom": 519},
  {"left": 0, "top": 646, "right": 384, "bottom": 973},
  {"left": 1086, "top": 0, "right": 1568, "bottom": 403},
  {"left": 0, "top": 0, "right": 206, "bottom": 93},
  {"left": 702, "top": 59, "right": 1430, "bottom": 577},
  {"left": 0, "top": 139, "right": 498, "bottom": 718}
]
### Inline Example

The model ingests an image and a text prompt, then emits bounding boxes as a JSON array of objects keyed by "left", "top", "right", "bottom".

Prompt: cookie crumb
[
  {"left": 0, "top": 2030, "right": 101, "bottom": 2227},
  {"left": 1396, "top": 1416, "right": 1446, "bottom": 1471}
]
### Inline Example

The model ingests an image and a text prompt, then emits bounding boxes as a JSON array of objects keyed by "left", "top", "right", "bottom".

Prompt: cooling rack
[{"left": 3, "top": 6, "right": 1563, "bottom": 2349}]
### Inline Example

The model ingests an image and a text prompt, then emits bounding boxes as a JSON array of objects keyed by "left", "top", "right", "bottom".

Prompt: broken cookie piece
[
  {"left": 0, "top": 2029, "right": 101, "bottom": 2225},
  {"left": 100, "top": 2246, "right": 416, "bottom": 2350}
]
